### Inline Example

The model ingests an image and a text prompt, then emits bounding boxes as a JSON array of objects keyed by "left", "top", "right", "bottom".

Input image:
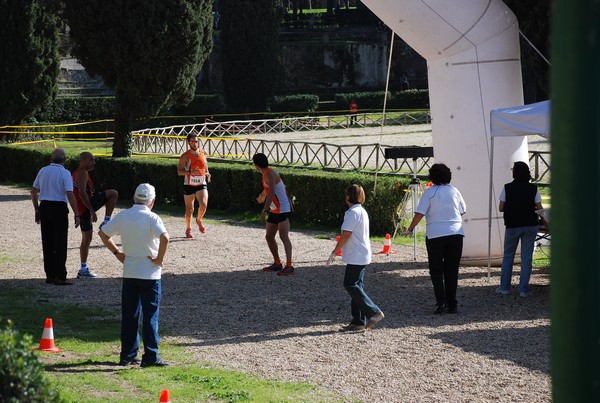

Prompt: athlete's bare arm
[
  {"left": 202, "top": 150, "right": 211, "bottom": 183},
  {"left": 177, "top": 153, "right": 190, "bottom": 176},
  {"left": 261, "top": 169, "right": 278, "bottom": 212}
]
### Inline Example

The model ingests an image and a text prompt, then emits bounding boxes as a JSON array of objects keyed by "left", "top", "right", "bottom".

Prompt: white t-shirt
[
  {"left": 101, "top": 204, "right": 167, "bottom": 280},
  {"left": 33, "top": 164, "right": 73, "bottom": 203},
  {"left": 341, "top": 204, "right": 372, "bottom": 265},
  {"left": 415, "top": 185, "right": 466, "bottom": 239}
]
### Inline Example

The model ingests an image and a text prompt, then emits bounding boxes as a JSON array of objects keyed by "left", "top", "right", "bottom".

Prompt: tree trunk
[{"left": 113, "top": 93, "right": 133, "bottom": 157}]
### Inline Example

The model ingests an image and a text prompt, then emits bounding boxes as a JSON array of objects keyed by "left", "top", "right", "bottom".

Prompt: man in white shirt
[
  {"left": 31, "top": 148, "right": 80, "bottom": 285},
  {"left": 99, "top": 183, "right": 170, "bottom": 367}
]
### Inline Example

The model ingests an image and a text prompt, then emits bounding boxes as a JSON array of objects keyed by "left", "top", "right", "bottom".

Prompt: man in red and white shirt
[{"left": 72, "top": 152, "right": 118, "bottom": 278}]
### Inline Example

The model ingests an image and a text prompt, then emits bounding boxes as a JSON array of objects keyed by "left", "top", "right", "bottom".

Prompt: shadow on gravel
[
  {"left": 2, "top": 261, "right": 550, "bottom": 374},
  {"left": 0, "top": 193, "right": 31, "bottom": 202},
  {"left": 158, "top": 261, "right": 549, "bottom": 373}
]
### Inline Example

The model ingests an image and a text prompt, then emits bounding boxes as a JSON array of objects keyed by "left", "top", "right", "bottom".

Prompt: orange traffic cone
[
  {"left": 34, "top": 318, "right": 63, "bottom": 352},
  {"left": 335, "top": 236, "right": 342, "bottom": 256},
  {"left": 377, "top": 233, "right": 396, "bottom": 254},
  {"left": 159, "top": 389, "right": 171, "bottom": 403}
]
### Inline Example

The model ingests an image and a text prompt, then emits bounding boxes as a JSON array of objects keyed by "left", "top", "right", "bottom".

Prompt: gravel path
[{"left": 0, "top": 184, "right": 550, "bottom": 402}]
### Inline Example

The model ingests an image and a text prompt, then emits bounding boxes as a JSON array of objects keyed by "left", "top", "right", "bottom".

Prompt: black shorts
[
  {"left": 267, "top": 212, "right": 291, "bottom": 224},
  {"left": 183, "top": 184, "right": 207, "bottom": 195},
  {"left": 80, "top": 192, "right": 108, "bottom": 232}
]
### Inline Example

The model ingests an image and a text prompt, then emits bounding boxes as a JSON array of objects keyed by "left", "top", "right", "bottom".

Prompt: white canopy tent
[
  {"left": 487, "top": 100, "right": 551, "bottom": 273},
  {"left": 491, "top": 100, "right": 551, "bottom": 138}
]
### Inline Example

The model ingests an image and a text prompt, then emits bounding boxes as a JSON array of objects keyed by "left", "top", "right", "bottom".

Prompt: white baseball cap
[{"left": 134, "top": 183, "right": 156, "bottom": 202}]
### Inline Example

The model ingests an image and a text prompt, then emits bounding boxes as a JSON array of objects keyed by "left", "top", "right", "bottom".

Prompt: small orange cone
[
  {"left": 335, "top": 236, "right": 342, "bottom": 256},
  {"left": 377, "top": 234, "right": 396, "bottom": 254},
  {"left": 34, "top": 318, "right": 63, "bottom": 352},
  {"left": 159, "top": 389, "right": 171, "bottom": 403}
]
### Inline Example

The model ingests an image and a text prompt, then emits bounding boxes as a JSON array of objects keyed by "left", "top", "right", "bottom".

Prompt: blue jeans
[
  {"left": 121, "top": 278, "right": 162, "bottom": 364},
  {"left": 343, "top": 264, "right": 380, "bottom": 325},
  {"left": 499, "top": 226, "right": 538, "bottom": 293}
]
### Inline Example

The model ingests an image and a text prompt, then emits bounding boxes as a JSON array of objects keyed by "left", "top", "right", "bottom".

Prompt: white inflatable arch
[{"left": 363, "top": 0, "right": 526, "bottom": 260}]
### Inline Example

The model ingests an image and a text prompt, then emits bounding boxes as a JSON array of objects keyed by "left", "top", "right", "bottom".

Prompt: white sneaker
[{"left": 77, "top": 269, "right": 98, "bottom": 279}]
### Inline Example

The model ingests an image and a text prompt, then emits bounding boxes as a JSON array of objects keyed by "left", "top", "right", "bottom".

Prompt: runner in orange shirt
[
  {"left": 253, "top": 153, "right": 294, "bottom": 276},
  {"left": 177, "top": 132, "right": 211, "bottom": 238}
]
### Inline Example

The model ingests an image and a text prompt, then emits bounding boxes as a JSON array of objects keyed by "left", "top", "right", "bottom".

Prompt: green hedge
[
  {"left": 0, "top": 145, "right": 408, "bottom": 234},
  {"left": 29, "top": 95, "right": 227, "bottom": 132},
  {"left": 333, "top": 89, "right": 430, "bottom": 111},
  {"left": 32, "top": 97, "right": 115, "bottom": 123},
  {"left": 28, "top": 92, "right": 428, "bottom": 130},
  {"left": 267, "top": 94, "right": 320, "bottom": 113}
]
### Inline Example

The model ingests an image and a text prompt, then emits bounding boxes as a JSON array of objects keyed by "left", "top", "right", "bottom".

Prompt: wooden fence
[{"left": 132, "top": 113, "right": 550, "bottom": 183}]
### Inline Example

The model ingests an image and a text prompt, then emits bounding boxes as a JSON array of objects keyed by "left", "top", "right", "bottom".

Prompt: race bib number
[{"left": 189, "top": 175, "right": 205, "bottom": 186}]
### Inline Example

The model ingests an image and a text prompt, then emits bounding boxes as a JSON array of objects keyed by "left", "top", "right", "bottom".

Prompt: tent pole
[{"left": 487, "top": 136, "right": 495, "bottom": 278}]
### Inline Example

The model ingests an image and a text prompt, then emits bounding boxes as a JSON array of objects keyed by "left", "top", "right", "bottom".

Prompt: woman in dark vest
[{"left": 496, "top": 161, "right": 543, "bottom": 297}]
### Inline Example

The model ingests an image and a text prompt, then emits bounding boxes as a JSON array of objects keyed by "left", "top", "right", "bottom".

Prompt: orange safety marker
[
  {"left": 159, "top": 389, "right": 171, "bottom": 403},
  {"left": 377, "top": 233, "right": 397, "bottom": 254},
  {"left": 335, "top": 236, "right": 342, "bottom": 256},
  {"left": 34, "top": 318, "right": 63, "bottom": 352}
]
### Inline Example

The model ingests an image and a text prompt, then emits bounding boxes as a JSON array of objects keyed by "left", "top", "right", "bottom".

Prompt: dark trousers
[
  {"left": 39, "top": 201, "right": 69, "bottom": 281},
  {"left": 425, "top": 235, "right": 463, "bottom": 309}
]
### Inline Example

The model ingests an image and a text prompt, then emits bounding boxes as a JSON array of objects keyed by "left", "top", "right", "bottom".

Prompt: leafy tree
[
  {"left": 0, "top": 1, "right": 61, "bottom": 126},
  {"left": 221, "top": 0, "right": 280, "bottom": 115},
  {"left": 63, "top": 0, "right": 213, "bottom": 157}
]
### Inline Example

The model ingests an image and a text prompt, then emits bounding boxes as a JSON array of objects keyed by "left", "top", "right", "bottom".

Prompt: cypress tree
[
  {"left": 0, "top": 1, "right": 61, "bottom": 126},
  {"left": 64, "top": 0, "right": 213, "bottom": 157}
]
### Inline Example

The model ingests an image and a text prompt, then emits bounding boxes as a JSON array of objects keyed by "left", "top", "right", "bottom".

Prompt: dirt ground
[{"left": 0, "top": 183, "right": 551, "bottom": 402}]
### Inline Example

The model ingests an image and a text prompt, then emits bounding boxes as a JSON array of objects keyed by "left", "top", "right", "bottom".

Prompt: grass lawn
[{"left": 0, "top": 288, "right": 339, "bottom": 402}]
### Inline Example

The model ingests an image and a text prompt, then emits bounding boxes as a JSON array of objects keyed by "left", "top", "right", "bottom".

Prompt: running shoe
[
  {"left": 262, "top": 263, "right": 283, "bottom": 272},
  {"left": 277, "top": 266, "right": 295, "bottom": 276},
  {"left": 197, "top": 221, "right": 206, "bottom": 234},
  {"left": 77, "top": 269, "right": 98, "bottom": 279},
  {"left": 185, "top": 229, "right": 193, "bottom": 239}
]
